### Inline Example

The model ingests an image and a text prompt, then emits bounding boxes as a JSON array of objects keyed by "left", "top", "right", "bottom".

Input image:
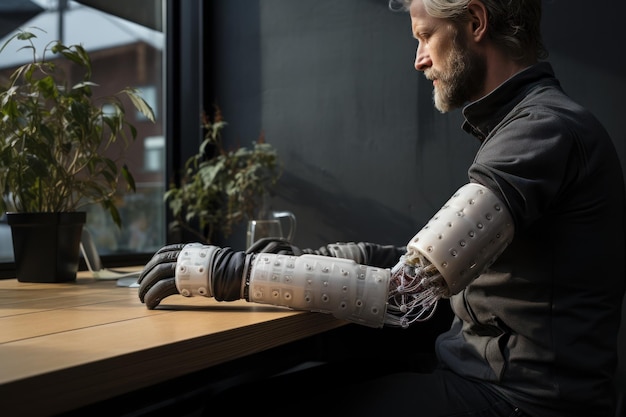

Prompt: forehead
[{"left": 410, "top": 0, "right": 439, "bottom": 32}]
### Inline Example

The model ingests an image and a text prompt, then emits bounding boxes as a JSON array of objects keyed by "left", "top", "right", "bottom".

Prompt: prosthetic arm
[{"left": 138, "top": 183, "right": 514, "bottom": 328}]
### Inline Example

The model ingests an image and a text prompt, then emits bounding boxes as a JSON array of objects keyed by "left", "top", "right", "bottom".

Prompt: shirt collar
[{"left": 461, "top": 62, "right": 557, "bottom": 141}]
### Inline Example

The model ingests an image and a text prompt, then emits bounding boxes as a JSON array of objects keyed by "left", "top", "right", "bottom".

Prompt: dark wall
[{"left": 207, "top": 0, "right": 626, "bottom": 251}]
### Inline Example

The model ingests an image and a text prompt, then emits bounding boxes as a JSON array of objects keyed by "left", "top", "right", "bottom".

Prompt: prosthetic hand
[
  {"left": 138, "top": 239, "right": 403, "bottom": 327},
  {"left": 139, "top": 183, "right": 514, "bottom": 328}
]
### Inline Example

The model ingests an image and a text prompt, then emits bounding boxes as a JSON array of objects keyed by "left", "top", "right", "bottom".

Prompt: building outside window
[{"left": 0, "top": 0, "right": 166, "bottom": 263}]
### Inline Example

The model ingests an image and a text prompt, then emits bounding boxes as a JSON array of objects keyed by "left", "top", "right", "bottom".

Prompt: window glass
[{"left": 0, "top": 0, "right": 166, "bottom": 261}]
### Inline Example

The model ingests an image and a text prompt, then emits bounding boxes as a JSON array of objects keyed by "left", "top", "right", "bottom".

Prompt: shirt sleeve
[{"left": 468, "top": 108, "right": 582, "bottom": 230}]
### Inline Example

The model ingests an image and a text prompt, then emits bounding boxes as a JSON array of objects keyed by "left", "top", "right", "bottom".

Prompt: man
[
  {"left": 139, "top": 0, "right": 625, "bottom": 415},
  {"left": 324, "top": 0, "right": 624, "bottom": 415}
]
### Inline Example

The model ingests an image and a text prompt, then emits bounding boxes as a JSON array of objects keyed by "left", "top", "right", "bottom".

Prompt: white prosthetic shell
[
  {"left": 406, "top": 183, "right": 514, "bottom": 296},
  {"left": 248, "top": 253, "right": 390, "bottom": 328},
  {"left": 175, "top": 243, "right": 219, "bottom": 298}
]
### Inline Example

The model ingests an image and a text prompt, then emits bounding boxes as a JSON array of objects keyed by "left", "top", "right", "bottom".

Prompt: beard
[{"left": 426, "top": 35, "right": 486, "bottom": 113}]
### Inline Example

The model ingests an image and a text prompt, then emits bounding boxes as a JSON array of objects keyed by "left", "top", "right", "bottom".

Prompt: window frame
[{"left": 0, "top": 0, "right": 205, "bottom": 278}]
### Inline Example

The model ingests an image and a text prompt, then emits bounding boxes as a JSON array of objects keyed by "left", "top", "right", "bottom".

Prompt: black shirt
[{"left": 437, "top": 62, "right": 626, "bottom": 417}]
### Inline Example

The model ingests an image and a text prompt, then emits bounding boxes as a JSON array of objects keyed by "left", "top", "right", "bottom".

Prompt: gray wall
[{"left": 208, "top": 0, "right": 626, "bottom": 251}]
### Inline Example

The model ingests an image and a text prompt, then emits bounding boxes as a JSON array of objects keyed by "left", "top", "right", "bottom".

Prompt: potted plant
[
  {"left": 166, "top": 106, "right": 282, "bottom": 244},
  {"left": 0, "top": 30, "right": 155, "bottom": 283}
]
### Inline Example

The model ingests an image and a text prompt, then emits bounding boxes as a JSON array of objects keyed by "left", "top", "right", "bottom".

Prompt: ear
[{"left": 467, "top": 0, "right": 488, "bottom": 42}]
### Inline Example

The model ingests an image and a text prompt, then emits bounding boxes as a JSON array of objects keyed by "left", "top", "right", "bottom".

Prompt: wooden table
[{"left": 0, "top": 271, "right": 346, "bottom": 416}]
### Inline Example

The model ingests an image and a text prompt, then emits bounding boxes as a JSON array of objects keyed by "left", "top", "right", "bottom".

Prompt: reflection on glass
[{"left": 0, "top": 0, "right": 165, "bottom": 261}]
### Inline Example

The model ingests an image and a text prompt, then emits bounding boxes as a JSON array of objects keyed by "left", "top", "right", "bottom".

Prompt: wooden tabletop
[{"left": 0, "top": 271, "right": 346, "bottom": 416}]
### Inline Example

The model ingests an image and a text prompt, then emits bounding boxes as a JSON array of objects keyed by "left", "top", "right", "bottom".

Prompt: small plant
[
  {"left": 0, "top": 29, "right": 154, "bottom": 227},
  {"left": 165, "top": 107, "right": 282, "bottom": 243}
]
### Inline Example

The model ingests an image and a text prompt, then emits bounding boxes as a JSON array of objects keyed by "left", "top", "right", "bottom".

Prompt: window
[
  {"left": 144, "top": 136, "right": 166, "bottom": 172},
  {"left": 0, "top": 0, "right": 167, "bottom": 271}
]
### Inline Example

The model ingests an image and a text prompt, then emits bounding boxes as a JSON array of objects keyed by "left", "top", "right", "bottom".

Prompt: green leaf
[
  {"left": 0, "top": 33, "right": 154, "bottom": 228},
  {"left": 125, "top": 88, "right": 155, "bottom": 122},
  {"left": 165, "top": 107, "right": 282, "bottom": 243}
]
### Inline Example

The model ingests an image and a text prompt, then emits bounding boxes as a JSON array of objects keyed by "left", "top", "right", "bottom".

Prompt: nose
[{"left": 414, "top": 42, "right": 431, "bottom": 72}]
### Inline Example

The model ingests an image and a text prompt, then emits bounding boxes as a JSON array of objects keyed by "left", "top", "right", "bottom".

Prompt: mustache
[{"left": 424, "top": 69, "right": 440, "bottom": 81}]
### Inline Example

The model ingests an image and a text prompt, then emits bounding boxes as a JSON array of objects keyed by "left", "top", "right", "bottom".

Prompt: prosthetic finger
[
  {"left": 143, "top": 277, "right": 178, "bottom": 309},
  {"left": 140, "top": 243, "right": 185, "bottom": 280},
  {"left": 138, "top": 261, "right": 178, "bottom": 304}
]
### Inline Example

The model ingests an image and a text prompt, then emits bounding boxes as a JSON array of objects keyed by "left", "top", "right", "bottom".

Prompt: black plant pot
[{"left": 7, "top": 212, "right": 87, "bottom": 283}]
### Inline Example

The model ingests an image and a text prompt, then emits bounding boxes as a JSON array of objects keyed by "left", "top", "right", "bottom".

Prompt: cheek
[
  {"left": 431, "top": 38, "right": 456, "bottom": 67},
  {"left": 430, "top": 49, "right": 445, "bottom": 69}
]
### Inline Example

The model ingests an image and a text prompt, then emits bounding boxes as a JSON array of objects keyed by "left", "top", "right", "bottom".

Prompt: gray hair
[{"left": 388, "top": 0, "right": 548, "bottom": 62}]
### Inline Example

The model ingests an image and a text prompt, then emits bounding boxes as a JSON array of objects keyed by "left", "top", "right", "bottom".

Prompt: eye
[{"left": 415, "top": 32, "right": 430, "bottom": 44}]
